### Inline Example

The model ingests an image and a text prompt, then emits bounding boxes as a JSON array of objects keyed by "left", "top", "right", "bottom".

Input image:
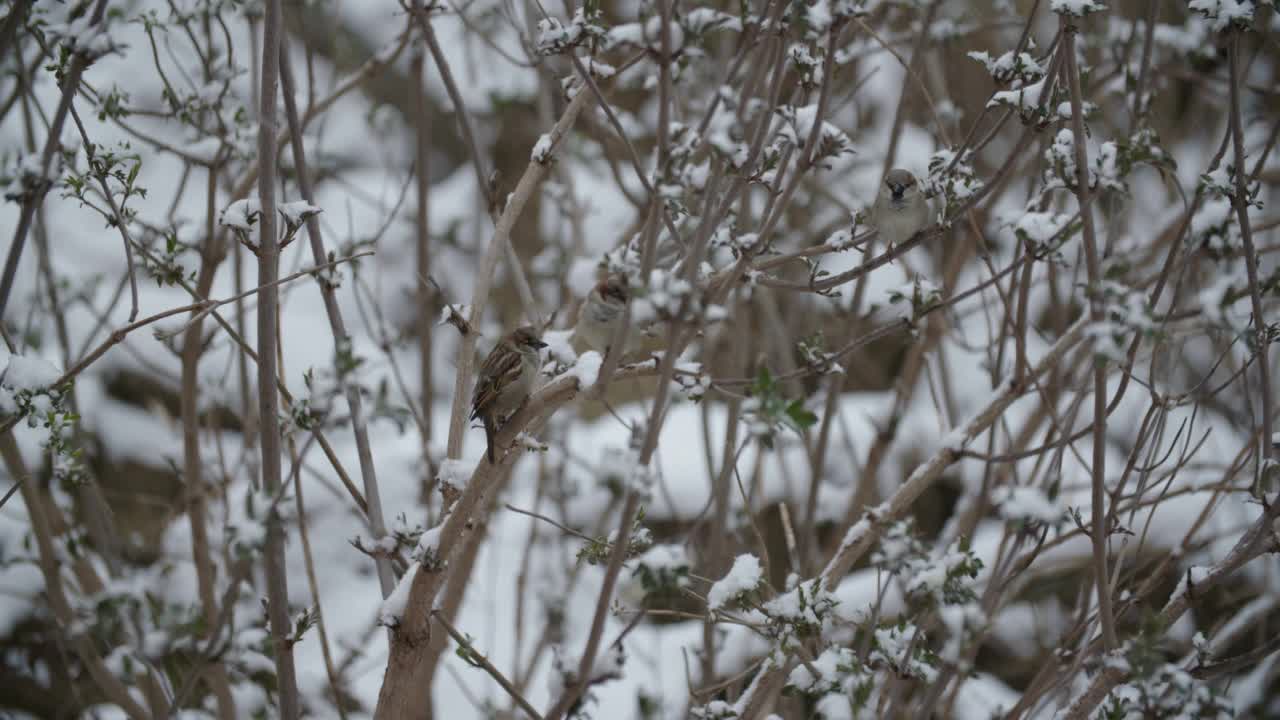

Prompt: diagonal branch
[
  {"left": 431, "top": 610, "right": 546, "bottom": 720},
  {"left": 277, "top": 27, "right": 397, "bottom": 599},
  {"left": 373, "top": 362, "right": 657, "bottom": 718}
]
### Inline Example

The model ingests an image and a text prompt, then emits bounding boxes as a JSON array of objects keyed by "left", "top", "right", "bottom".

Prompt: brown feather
[
  {"left": 471, "top": 340, "right": 522, "bottom": 419},
  {"left": 470, "top": 327, "right": 545, "bottom": 463}
]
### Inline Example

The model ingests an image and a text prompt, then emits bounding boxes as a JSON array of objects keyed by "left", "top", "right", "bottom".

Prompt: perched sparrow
[
  {"left": 471, "top": 326, "right": 547, "bottom": 463},
  {"left": 574, "top": 276, "right": 630, "bottom": 353},
  {"left": 871, "top": 168, "right": 931, "bottom": 246}
]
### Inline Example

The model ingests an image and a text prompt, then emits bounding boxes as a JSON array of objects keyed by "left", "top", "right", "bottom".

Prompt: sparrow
[
  {"left": 871, "top": 168, "right": 931, "bottom": 246},
  {"left": 471, "top": 326, "right": 547, "bottom": 463},
  {"left": 574, "top": 276, "right": 630, "bottom": 354}
]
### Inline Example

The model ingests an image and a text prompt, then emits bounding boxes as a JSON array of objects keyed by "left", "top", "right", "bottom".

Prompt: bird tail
[{"left": 484, "top": 415, "right": 497, "bottom": 464}]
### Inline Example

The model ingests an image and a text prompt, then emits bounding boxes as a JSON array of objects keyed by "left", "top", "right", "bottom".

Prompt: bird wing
[{"left": 471, "top": 343, "right": 523, "bottom": 419}]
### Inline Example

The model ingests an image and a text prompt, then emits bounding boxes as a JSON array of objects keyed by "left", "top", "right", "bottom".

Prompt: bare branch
[{"left": 255, "top": 1, "right": 301, "bottom": 715}]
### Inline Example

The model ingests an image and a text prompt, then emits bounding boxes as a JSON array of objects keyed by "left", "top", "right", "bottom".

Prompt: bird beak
[{"left": 532, "top": 339, "right": 548, "bottom": 349}]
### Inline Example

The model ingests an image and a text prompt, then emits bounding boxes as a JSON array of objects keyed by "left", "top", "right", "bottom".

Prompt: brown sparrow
[
  {"left": 574, "top": 276, "right": 630, "bottom": 354},
  {"left": 471, "top": 326, "right": 547, "bottom": 463},
  {"left": 871, "top": 168, "right": 931, "bottom": 246}
]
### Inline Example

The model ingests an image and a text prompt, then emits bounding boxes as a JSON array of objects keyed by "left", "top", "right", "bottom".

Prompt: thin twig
[
  {"left": 0, "top": 477, "right": 22, "bottom": 511},
  {"left": 431, "top": 610, "right": 546, "bottom": 720},
  {"left": 289, "top": 434, "right": 349, "bottom": 719},
  {"left": 1227, "top": 29, "right": 1275, "bottom": 463},
  {"left": 158, "top": 252, "right": 374, "bottom": 340},
  {"left": 255, "top": 1, "right": 300, "bottom": 716},
  {"left": 278, "top": 29, "right": 397, "bottom": 598},
  {"left": 65, "top": 102, "right": 140, "bottom": 322},
  {"left": 1061, "top": 14, "right": 1117, "bottom": 651},
  {"left": 504, "top": 503, "right": 593, "bottom": 541},
  {"left": 412, "top": 34, "right": 434, "bottom": 457}
]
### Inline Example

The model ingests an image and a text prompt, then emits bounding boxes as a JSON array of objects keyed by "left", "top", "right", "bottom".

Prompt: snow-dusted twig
[{"left": 41, "top": 235, "right": 375, "bottom": 527}]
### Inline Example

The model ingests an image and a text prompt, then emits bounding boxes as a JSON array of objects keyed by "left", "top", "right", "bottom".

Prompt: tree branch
[{"left": 255, "top": 1, "right": 300, "bottom": 715}]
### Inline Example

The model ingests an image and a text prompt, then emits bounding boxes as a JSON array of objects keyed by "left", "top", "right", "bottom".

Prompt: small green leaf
[{"left": 785, "top": 401, "right": 817, "bottom": 430}]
